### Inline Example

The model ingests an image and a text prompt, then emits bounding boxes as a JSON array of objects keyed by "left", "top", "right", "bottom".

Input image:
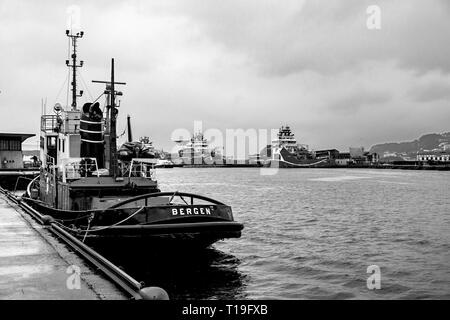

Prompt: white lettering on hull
[{"left": 171, "top": 207, "right": 213, "bottom": 216}]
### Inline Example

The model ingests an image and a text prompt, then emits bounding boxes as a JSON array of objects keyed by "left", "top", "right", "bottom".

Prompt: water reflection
[{"left": 93, "top": 245, "right": 248, "bottom": 300}]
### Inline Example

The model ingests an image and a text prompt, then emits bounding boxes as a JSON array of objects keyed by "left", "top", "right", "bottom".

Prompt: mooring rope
[
  {"left": 53, "top": 206, "right": 145, "bottom": 234},
  {"left": 82, "top": 216, "right": 92, "bottom": 243},
  {"left": 54, "top": 212, "right": 93, "bottom": 223}
]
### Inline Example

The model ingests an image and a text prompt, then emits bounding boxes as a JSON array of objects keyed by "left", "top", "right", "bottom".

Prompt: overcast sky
[{"left": 1, "top": 0, "right": 450, "bottom": 152}]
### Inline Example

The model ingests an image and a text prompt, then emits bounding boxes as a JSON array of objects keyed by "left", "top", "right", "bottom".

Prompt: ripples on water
[{"left": 101, "top": 168, "right": 450, "bottom": 299}]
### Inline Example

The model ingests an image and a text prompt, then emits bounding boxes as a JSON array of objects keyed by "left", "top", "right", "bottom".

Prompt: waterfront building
[
  {"left": 315, "top": 149, "right": 340, "bottom": 160},
  {"left": 0, "top": 132, "right": 39, "bottom": 189},
  {"left": 417, "top": 151, "right": 450, "bottom": 162},
  {"left": 335, "top": 152, "right": 351, "bottom": 166},
  {"left": 365, "top": 151, "right": 379, "bottom": 163},
  {"left": 0, "top": 133, "right": 35, "bottom": 169},
  {"left": 333, "top": 149, "right": 378, "bottom": 166}
]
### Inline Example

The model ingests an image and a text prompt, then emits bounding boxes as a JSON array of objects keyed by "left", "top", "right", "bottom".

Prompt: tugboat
[
  {"left": 24, "top": 30, "right": 243, "bottom": 249},
  {"left": 260, "top": 125, "right": 328, "bottom": 168},
  {"left": 118, "top": 117, "right": 174, "bottom": 168},
  {"left": 117, "top": 116, "right": 159, "bottom": 161}
]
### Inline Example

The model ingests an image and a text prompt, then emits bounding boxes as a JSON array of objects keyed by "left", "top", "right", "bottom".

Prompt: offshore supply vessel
[
  {"left": 173, "top": 132, "right": 221, "bottom": 165},
  {"left": 260, "top": 125, "right": 328, "bottom": 168},
  {"left": 24, "top": 30, "right": 243, "bottom": 249}
]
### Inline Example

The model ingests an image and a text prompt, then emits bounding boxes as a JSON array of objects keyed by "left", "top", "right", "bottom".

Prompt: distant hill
[{"left": 370, "top": 132, "right": 450, "bottom": 159}]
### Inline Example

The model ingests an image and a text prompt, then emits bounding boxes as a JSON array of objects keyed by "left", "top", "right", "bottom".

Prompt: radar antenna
[{"left": 65, "top": 30, "right": 84, "bottom": 110}]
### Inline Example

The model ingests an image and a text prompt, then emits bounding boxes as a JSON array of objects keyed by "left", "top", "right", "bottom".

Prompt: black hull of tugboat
[
  {"left": 23, "top": 191, "right": 243, "bottom": 250},
  {"left": 75, "top": 219, "right": 243, "bottom": 249},
  {"left": 83, "top": 225, "right": 242, "bottom": 250}
]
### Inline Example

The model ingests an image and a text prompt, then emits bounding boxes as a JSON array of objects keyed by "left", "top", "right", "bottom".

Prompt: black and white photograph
[{"left": 0, "top": 0, "right": 449, "bottom": 312}]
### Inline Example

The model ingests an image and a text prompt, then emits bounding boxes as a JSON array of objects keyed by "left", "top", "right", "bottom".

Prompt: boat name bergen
[{"left": 171, "top": 207, "right": 212, "bottom": 216}]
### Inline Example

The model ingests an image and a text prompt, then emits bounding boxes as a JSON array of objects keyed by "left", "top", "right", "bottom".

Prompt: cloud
[
  {"left": 328, "top": 90, "right": 392, "bottom": 115},
  {"left": 408, "top": 72, "right": 450, "bottom": 102},
  {"left": 1, "top": 0, "right": 450, "bottom": 153},
  {"left": 173, "top": 0, "right": 450, "bottom": 76}
]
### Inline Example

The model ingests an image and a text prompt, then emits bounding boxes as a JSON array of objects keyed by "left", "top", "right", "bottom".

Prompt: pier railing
[{"left": 60, "top": 157, "right": 100, "bottom": 182}]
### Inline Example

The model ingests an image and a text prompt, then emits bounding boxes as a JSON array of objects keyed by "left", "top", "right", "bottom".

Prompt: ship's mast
[
  {"left": 92, "top": 59, "right": 126, "bottom": 178},
  {"left": 65, "top": 30, "right": 84, "bottom": 110},
  {"left": 110, "top": 58, "right": 118, "bottom": 177}
]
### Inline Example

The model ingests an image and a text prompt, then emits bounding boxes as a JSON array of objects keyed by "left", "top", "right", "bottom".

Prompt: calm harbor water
[{"left": 105, "top": 168, "right": 450, "bottom": 299}]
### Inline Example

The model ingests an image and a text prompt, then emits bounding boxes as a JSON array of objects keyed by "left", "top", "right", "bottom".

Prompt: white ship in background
[{"left": 173, "top": 132, "right": 222, "bottom": 165}]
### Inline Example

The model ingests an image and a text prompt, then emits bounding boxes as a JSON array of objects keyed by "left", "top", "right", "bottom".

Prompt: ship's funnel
[{"left": 80, "top": 102, "right": 105, "bottom": 168}]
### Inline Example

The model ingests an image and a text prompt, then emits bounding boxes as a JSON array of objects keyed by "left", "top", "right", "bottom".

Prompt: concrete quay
[{"left": 0, "top": 193, "right": 126, "bottom": 300}]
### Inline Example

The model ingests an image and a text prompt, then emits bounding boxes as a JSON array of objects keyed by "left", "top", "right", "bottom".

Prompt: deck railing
[
  {"left": 120, "top": 158, "right": 157, "bottom": 179},
  {"left": 59, "top": 158, "right": 100, "bottom": 182}
]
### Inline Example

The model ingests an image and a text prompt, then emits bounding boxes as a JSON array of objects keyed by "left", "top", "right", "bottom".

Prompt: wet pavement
[{"left": 0, "top": 193, "right": 125, "bottom": 300}]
